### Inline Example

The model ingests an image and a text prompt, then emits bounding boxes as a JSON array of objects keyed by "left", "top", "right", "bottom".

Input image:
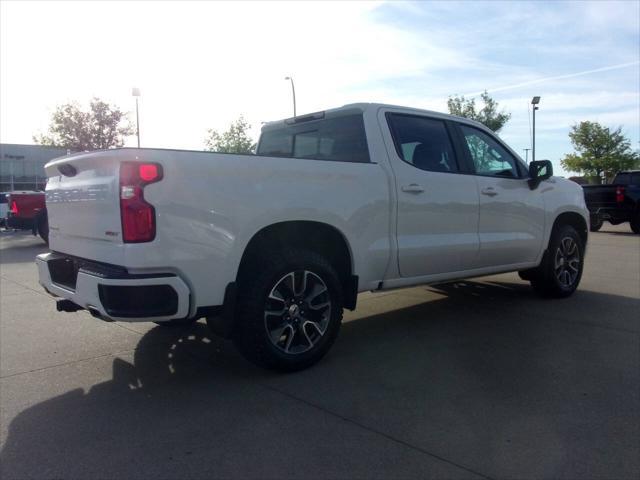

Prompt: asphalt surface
[{"left": 1, "top": 225, "right": 638, "bottom": 479}]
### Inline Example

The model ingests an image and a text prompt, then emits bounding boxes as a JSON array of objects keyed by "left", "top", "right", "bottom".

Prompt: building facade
[{"left": 0, "top": 144, "right": 71, "bottom": 192}]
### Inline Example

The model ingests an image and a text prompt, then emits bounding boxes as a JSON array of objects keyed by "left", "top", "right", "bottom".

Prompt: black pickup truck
[{"left": 583, "top": 170, "right": 640, "bottom": 233}]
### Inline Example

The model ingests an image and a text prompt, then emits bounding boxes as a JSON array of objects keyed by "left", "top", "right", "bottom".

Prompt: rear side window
[
  {"left": 386, "top": 114, "right": 459, "bottom": 173},
  {"left": 257, "top": 114, "right": 370, "bottom": 163},
  {"left": 0, "top": 193, "right": 7, "bottom": 204}
]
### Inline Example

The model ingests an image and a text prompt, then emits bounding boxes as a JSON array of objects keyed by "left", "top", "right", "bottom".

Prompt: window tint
[
  {"left": 387, "top": 114, "right": 458, "bottom": 173},
  {"left": 459, "top": 125, "right": 520, "bottom": 178},
  {"left": 632, "top": 173, "right": 640, "bottom": 185},
  {"left": 257, "top": 114, "right": 370, "bottom": 163}
]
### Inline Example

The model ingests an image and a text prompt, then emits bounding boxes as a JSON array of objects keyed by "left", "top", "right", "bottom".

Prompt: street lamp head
[
  {"left": 284, "top": 76, "right": 291, "bottom": 81},
  {"left": 531, "top": 96, "right": 540, "bottom": 105},
  {"left": 132, "top": 87, "right": 141, "bottom": 97}
]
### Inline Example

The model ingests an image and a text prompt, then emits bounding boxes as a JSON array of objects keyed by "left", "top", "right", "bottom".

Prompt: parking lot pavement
[{"left": 1, "top": 226, "right": 638, "bottom": 479}]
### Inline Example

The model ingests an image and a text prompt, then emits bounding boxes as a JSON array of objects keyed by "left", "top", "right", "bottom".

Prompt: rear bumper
[
  {"left": 36, "top": 252, "right": 191, "bottom": 322},
  {"left": 7, "top": 216, "right": 35, "bottom": 230}
]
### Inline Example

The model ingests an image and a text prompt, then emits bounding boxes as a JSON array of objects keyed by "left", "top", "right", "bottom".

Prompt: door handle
[
  {"left": 481, "top": 187, "right": 498, "bottom": 197},
  {"left": 401, "top": 184, "right": 425, "bottom": 193}
]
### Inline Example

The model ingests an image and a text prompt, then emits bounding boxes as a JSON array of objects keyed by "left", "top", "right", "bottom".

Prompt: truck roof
[{"left": 260, "top": 102, "right": 488, "bottom": 132}]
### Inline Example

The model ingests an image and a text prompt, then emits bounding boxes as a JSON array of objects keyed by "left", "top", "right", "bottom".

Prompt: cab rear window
[
  {"left": 614, "top": 173, "right": 640, "bottom": 185},
  {"left": 257, "top": 114, "right": 370, "bottom": 163}
]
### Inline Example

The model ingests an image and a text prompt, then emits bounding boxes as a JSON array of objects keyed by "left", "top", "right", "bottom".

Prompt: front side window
[
  {"left": 387, "top": 114, "right": 459, "bottom": 173},
  {"left": 459, "top": 125, "right": 520, "bottom": 178},
  {"left": 257, "top": 114, "right": 370, "bottom": 163}
]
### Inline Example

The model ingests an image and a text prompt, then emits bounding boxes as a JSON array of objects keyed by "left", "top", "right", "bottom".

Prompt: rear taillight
[
  {"left": 9, "top": 200, "right": 18, "bottom": 215},
  {"left": 616, "top": 186, "right": 625, "bottom": 203},
  {"left": 120, "top": 162, "right": 163, "bottom": 243}
]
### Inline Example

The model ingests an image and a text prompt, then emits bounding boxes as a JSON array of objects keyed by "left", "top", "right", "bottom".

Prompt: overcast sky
[{"left": 1, "top": 0, "right": 638, "bottom": 175}]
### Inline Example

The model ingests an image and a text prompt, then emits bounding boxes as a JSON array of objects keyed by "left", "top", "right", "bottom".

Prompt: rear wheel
[
  {"left": 630, "top": 214, "right": 640, "bottom": 234},
  {"left": 33, "top": 209, "right": 49, "bottom": 245},
  {"left": 589, "top": 216, "right": 603, "bottom": 232},
  {"left": 232, "top": 249, "right": 343, "bottom": 372},
  {"left": 530, "top": 224, "right": 584, "bottom": 298}
]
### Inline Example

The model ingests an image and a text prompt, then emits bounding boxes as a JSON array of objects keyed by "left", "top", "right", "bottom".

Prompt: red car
[{"left": 6, "top": 191, "right": 49, "bottom": 243}]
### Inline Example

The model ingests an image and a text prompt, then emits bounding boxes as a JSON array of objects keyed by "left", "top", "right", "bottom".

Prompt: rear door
[
  {"left": 383, "top": 111, "right": 480, "bottom": 277},
  {"left": 455, "top": 123, "right": 545, "bottom": 267}
]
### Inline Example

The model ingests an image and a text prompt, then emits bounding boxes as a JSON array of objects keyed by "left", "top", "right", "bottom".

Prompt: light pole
[
  {"left": 132, "top": 87, "right": 141, "bottom": 148},
  {"left": 284, "top": 76, "right": 296, "bottom": 117},
  {"left": 531, "top": 96, "right": 540, "bottom": 162},
  {"left": 523, "top": 148, "right": 531, "bottom": 163}
]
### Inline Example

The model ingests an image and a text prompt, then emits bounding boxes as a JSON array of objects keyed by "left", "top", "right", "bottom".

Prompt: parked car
[
  {"left": 36, "top": 103, "right": 589, "bottom": 371},
  {"left": 583, "top": 170, "right": 640, "bottom": 233},
  {"left": 6, "top": 191, "right": 49, "bottom": 243},
  {"left": 0, "top": 192, "right": 9, "bottom": 227}
]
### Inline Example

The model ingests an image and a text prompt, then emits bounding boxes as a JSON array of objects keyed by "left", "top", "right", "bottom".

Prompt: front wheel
[
  {"left": 232, "top": 249, "right": 343, "bottom": 372},
  {"left": 530, "top": 224, "right": 585, "bottom": 298},
  {"left": 630, "top": 214, "right": 640, "bottom": 234}
]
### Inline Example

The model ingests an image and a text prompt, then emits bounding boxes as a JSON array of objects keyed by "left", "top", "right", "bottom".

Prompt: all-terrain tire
[
  {"left": 530, "top": 224, "right": 585, "bottom": 298},
  {"left": 232, "top": 249, "right": 343, "bottom": 372},
  {"left": 34, "top": 208, "right": 49, "bottom": 245}
]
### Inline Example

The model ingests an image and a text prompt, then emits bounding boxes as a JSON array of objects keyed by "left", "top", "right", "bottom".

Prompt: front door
[{"left": 456, "top": 124, "right": 545, "bottom": 268}]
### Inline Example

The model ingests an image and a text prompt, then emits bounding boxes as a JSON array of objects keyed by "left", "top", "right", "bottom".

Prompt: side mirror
[{"left": 528, "top": 160, "right": 553, "bottom": 190}]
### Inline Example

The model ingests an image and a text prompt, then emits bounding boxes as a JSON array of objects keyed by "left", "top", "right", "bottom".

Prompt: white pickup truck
[{"left": 37, "top": 103, "right": 589, "bottom": 371}]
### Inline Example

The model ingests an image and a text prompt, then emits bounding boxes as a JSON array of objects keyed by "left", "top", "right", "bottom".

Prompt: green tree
[
  {"left": 447, "top": 90, "right": 511, "bottom": 133},
  {"left": 204, "top": 116, "right": 256, "bottom": 154},
  {"left": 561, "top": 121, "right": 639, "bottom": 182},
  {"left": 34, "top": 98, "right": 134, "bottom": 151}
]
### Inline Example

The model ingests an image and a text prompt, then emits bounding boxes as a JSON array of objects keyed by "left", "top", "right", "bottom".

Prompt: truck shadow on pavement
[{"left": 1, "top": 281, "right": 639, "bottom": 479}]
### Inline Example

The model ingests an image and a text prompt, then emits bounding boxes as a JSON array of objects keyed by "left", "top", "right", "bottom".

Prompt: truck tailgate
[
  {"left": 583, "top": 185, "right": 617, "bottom": 210},
  {"left": 45, "top": 151, "right": 123, "bottom": 248}
]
